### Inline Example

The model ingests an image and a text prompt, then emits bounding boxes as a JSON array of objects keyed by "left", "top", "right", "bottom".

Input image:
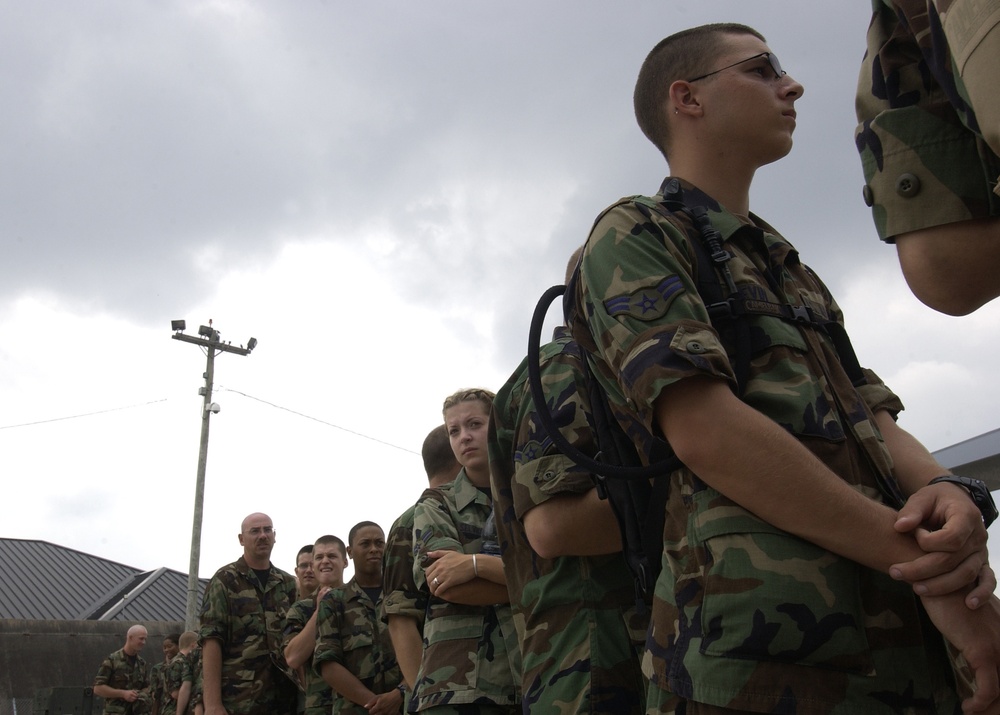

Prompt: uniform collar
[{"left": 452, "top": 468, "right": 491, "bottom": 511}]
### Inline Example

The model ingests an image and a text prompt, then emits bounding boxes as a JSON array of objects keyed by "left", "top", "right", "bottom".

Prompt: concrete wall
[{"left": 0, "top": 619, "right": 184, "bottom": 714}]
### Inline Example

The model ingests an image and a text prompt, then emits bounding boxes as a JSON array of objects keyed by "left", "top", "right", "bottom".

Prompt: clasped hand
[{"left": 891, "top": 481, "right": 994, "bottom": 606}]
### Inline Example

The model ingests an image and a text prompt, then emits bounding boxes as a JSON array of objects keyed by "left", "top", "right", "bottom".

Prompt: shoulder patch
[{"left": 604, "top": 275, "right": 684, "bottom": 320}]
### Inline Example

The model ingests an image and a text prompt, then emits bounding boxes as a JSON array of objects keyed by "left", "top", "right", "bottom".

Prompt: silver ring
[{"left": 432, "top": 577, "right": 439, "bottom": 586}]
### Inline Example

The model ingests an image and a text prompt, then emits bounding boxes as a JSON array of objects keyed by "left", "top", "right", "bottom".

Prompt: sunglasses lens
[{"left": 769, "top": 54, "right": 785, "bottom": 78}]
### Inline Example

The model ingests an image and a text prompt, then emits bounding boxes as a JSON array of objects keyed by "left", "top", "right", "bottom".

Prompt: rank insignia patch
[{"left": 604, "top": 275, "right": 684, "bottom": 319}]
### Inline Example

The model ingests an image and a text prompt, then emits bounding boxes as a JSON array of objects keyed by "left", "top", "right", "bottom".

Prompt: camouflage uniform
[
  {"left": 566, "top": 178, "right": 959, "bottom": 715},
  {"left": 184, "top": 646, "right": 202, "bottom": 715},
  {"left": 198, "top": 556, "right": 298, "bottom": 715},
  {"left": 856, "top": 0, "right": 1000, "bottom": 241},
  {"left": 411, "top": 469, "right": 521, "bottom": 713},
  {"left": 93, "top": 648, "right": 150, "bottom": 715},
  {"left": 313, "top": 577, "right": 401, "bottom": 715},
  {"left": 382, "top": 503, "right": 423, "bottom": 712},
  {"left": 282, "top": 597, "right": 334, "bottom": 715},
  {"left": 489, "top": 325, "right": 647, "bottom": 714},
  {"left": 148, "top": 661, "right": 166, "bottom": 715},
  {"left": 383, "top": 505, "right": 425, "bottom": 627},
  {"left": 161, "top": 653, "right": 192, "bottom": 715}
]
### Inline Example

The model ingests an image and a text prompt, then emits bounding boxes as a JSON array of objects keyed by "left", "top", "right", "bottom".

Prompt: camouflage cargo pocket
[{"left": 693, "top": 494, "right": 874, "bottom": 675}]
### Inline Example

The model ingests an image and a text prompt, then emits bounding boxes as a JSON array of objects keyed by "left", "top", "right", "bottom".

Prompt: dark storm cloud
[{"left": 1, "top": 0, "right": 876, "bottom": 357}]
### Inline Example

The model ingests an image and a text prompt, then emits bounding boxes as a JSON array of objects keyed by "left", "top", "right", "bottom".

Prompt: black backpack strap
[
  {"left": 526, "top": 185, "right": 870, "bottom": 605},
  {"left": 527, "top": 285, "right": 678, "bottom": 482},
  {"left": 527, "top": 285, "right": 677, "bottom": 600},
  {"left": 648, "top": 187, "right": 754, "bottom": 396}
]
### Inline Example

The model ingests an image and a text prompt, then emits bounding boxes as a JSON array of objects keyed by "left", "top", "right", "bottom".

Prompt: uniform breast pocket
[
  {"left": 744, "top": 315, "right": 847, "bottom": 442},
  {"left": 342, "top": 625, "right": 374, "bottom": 655},
  {"left": 693, "top": 495, "right": 873, "bottom": 675}
]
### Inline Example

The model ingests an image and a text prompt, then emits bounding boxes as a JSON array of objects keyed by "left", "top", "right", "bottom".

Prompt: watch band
[{"left": 928, "top": 475, "right": 999, "bottom": 527}]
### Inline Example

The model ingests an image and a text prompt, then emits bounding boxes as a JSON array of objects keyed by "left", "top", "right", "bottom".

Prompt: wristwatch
[{"left": 928, "top": 475, "right": 999, "bottom": 527}]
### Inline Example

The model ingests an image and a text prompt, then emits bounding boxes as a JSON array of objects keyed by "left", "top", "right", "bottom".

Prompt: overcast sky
[{"left": 2, "top": 1, "right": 999, "bottom": 584}]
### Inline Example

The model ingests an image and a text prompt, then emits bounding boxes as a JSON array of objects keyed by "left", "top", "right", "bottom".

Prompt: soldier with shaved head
[
  {"left": 93, "top": 624, "right": 151, "bottom": 714},
  {"left": 199, "top": 512, "right": 298, "bottom": 715},
  {"left": 569, "top": 21, "right": 1000, "bottom": 714}
]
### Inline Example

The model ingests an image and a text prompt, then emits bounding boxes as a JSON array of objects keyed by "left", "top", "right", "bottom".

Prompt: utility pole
[{"left": 170, "top": 320, "right": 257, "bottom": 630}]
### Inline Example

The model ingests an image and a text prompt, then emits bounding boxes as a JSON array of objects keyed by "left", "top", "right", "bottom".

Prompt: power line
[
  {"left": 219, "top": 387, "right": 420, "bottom": 456},
  {"left": 0, "top": 388, "right": 420, "bottom": 457},
  {"left": 0, "top": 399, "right": 168, "bottom": 431}
]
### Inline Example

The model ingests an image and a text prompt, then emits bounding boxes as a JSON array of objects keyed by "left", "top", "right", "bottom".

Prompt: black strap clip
[{"left": 789, "top": 304, "right": 813, "bottom": 323}]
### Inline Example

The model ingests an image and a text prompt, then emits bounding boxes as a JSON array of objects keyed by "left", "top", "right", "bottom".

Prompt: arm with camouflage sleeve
[
  {"left": 856, "top": 0, "right": 1000, "bottom": 315},
  {"left": 198, "top": 574, "right": 231, "bottom": 715},
  {"left": 655, "top": 375, "right": 1000, "bottom": 712},
  {"left": 171, "top": 656, "right": 193, "bottom": 715},
  {"left": 504, "top": 336, "right": 622, "bottom": 558},
  {"left": 808, "top": 265, "right": 993, "bottom": 603},
  {"left": 313, "top": 590, "right": 389, "bottom": 710},
  {"left": 382, "top": 510, "right": 423, "bottom": 689},
  {"left": 94, "top": 654, "right": 132, "bottom": 704},
  {"left": 284, "top": 594, "right": 330, "bottom": 672},
  {"left": 413, "top": 489, "right": 509, "bottom": 605},
  {"left": 578, "top": 200, "right": 1000, "bottom": 713},
  {"left": 580, "top": 201, "right": 983, "bottom": 586}
]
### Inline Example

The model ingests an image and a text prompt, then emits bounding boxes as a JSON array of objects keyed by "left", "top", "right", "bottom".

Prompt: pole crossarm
[{"left": 171, "top": 333, "right": 251, "bottom": 356}]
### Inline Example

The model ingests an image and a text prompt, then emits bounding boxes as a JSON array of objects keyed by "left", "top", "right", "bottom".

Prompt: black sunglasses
[{"left": 687, "top": 52, "right": 785, "bottom": 83}]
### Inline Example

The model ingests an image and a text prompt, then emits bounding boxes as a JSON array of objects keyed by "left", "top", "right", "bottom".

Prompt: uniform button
[
  {"left": 862, "top": 184, "right": 874, "bottom": 207},
  {"left": 687, "top": 341, "right": 705, "bottom": 354},
  {"left": 895, "top": 173, "right": 921, "bottom": 198}
]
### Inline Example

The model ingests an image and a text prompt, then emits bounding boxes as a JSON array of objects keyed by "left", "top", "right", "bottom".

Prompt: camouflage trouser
[
  {"left": 105, "top": 697, "right": 151, "bottom": 715},
  {"left": 940, "top": 0, "right": 1000, "bottom": 174},
  {"left": 419, "top": 705, "right": 519, "bottom": 715},
  {"left": 645, "top": 684, "right": 760, "bottom": 715}
]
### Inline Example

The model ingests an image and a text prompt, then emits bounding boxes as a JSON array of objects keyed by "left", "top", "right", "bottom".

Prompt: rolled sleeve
[
  {"left": 855, "top": 0, "right": 1000, "bottom": 240},
  {"left": 577, "top": 203, "right": 736, "bottom": 433},
  {"left": 511, "top": 453, "right": 594, "bottom": 521},
  {"left": 411, "top": 490, "right": 463, "bottom": 592},
  {"left": 282, "top": 599, "right": 311, "bottom": 650},
  {"left": 197, "top": 577, "right": 230, "bottom": 646},
  {"left": 312, "top": 591, "right": 344, "bottom": 672},
  {"left": 856, "top": 367, "right": 905, "bottom": 417},
  {"left": 382, "top": 512, "right": 425, "bottom": 621},
  {"left": 93, "top": 658, "right": 113, "bottom": 687}
]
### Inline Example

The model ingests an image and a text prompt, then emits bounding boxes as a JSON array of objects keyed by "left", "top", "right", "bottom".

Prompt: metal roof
[
  {"left": 0, "top": 538, "right": 206, "bottom": 621},
  {"left": 933, "top": 427, "right": 1000, "bottom": 468},
  {"left": 932, "top": 427, "right": 1000, "bottom": 491}
]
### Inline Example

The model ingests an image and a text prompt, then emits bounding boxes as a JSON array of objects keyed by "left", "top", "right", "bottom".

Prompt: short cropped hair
[
  {"left": 178, "top": 631, "right": 198, "bottom": 650},
  {"left": 296, "top": 544, "right": 313, "bottom": 562},
  {"left": 348, "top": 521, "right": 382, "bottom": 547},
  {"left": 442, "top": 388, "right": 495, "bottom": 418},
  {"left": 314, "top": 534, "right": 348, "bottom": 559},
  {"left": 422, "top": 424, "right": 459, "bottom": 480},
  {"left": 634, "top": 23, "right": 765, "bottom": 160}
]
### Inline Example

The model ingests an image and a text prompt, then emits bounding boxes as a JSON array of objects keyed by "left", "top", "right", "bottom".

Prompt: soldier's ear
[{"left": 669, "top": 80, "right": 703, "bottom": 118}]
